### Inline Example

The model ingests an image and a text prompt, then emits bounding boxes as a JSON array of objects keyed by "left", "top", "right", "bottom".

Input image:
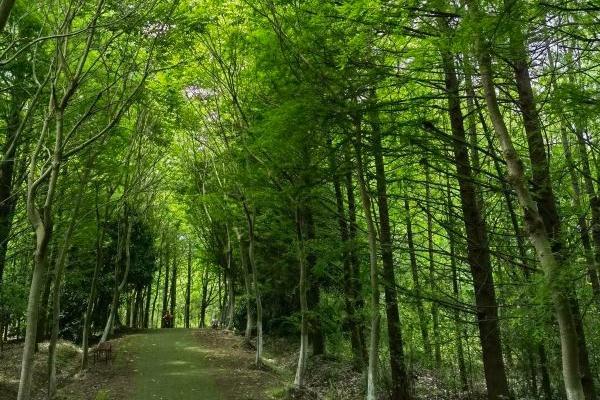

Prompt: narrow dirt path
[
  {"left": 119, "top": 329, "right": 282, "bottom": 400},
  {"left": 127, "top": 329, "right": 221, "bottom": 399}
]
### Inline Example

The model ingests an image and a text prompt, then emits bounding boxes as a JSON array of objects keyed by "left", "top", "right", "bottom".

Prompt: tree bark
[
  {"left": 445, "top": 187, "right": 469, "bottom": 393},
  {"left": 48, "top": 167, "right": 89, "bottom": 398},
  {"left": 560, "top": 128, "right": 600, "bottom": 304},
  {"left": 438, "top": 48, "right": 510, "bottom": 400},
  {"left": 101, "top": 218, "right": 132, "bottom": 342},
  {"left": 404, "top": 196, "right": 432, "bottom": 362},
  {"left": 573, "top": 126, "right": 600, "bottom": 294},
  {"left": 235, "top": 227, "right": 253, "bottom": 342},
  {"left": 169, "top": 243, "right": 178, "bottom": 327},
  {"left": 329, "top": 139, "right": 365, "bottom": 368},
  {"left": 199, "top": 265, "right": 210, "bottom": 328},
  {"left": 474, "top": 90, "right": 555, "bottom": 400},
  {"left": 294, "top": 207, "right": 309, "bottom": 388},
  {"left": 243, "top": 203, "right": 263, "bottom": 366},
  {"left": 504, "top": 4, "right": 595, "bottom": 398},
  {"left": 144, "top": 283, "right": 151, "bottom": 328},
  {"left": 36, "top": 270, "right": 52, "bottom": 346},
  {"left": 0, "top": 0, "right": 16, "bottom": 33},
  {"left": 81, "top": 220, "right": 104, "bottom": 370},
  {"left": 225, "top": 226, "right": 235, "bottom": 330},
  {"left": 161, "top": 242, "right": 170, "bottom": 327},
  {"left": 305, "top": 210, "right": 325, "bottom": 356},
  {"left": 18, "top": 100, "right": 64, "bottom": 400},
  {"left": 352, "top": 117, "right": 381, "bottom": 400},
  {"left": 423, "top": 159, "right": 442, "bottom": 370},
  {"left": 344, "top": 152, "right": 368, "bottom": 363},
  {"left": 369, "top": 107, "right": 411, "bottom": 400},
  {"left": 467, "top": 5, "right": 585, "bottom": 397},
  {"left": 185, "top": 242, "right": 192, "bottom": 329},
  {"left": 151, "top": 237, "right": 163, "bottom": 329}
]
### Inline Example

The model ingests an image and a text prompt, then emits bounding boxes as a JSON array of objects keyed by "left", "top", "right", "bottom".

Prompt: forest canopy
[{"left": 0, "top": 0, "right": 599, "bottom": 400}]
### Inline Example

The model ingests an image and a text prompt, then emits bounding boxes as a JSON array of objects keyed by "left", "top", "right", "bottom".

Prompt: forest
[{"left": 0, "top": 0, "right": 598, "bottom": 399}]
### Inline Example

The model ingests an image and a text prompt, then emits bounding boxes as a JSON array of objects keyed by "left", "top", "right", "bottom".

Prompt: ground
[
  {"left": 0, "top": 330, "right": 476, "bottom": 399},
  {"left": 0, "top": 329, "right": 284, "bottom": 400}
]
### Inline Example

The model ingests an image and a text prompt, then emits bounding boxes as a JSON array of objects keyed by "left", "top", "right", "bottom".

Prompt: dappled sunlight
[
  {"left": 163, "top": 371, "right": 203, "bottom": 377},
  {"left": 165, "top": 360, "right": 193, "bottom": 366}
]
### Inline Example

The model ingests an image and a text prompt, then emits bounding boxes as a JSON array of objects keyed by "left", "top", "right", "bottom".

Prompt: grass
[{"left": 124, "top": 329, "right": 222, "bottom": 400}]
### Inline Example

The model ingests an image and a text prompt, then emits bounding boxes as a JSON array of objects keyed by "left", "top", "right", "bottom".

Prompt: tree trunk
[
  {"left": 504, "top": 4, "right": 595, "bottom": 398},
  {"left": 144, "top": 283, "right": 152, "bottom": 328},
  {"left": 369, "top": 107, "right": 411, "bottom": 400},
  {"left": 352, "top": 117, "right": 381, "bottom": 400},
  {"left": 199, "top": 265, "right": 209, "bottom": 328},
  {"left": 473, "top": 88, "right": 555, "bottom": 400},
  {"left": 468, "top": 6, "right": 585, "bottom": 397},
  {"left": 18, "top": 105, "right": 64, "bottom": 400},
  {"left": 101, "top": 219, "right": 132, "bottom": 342},
  {"left": 82, "top": 212, "right": 105, "bottom": 370},
  {"left": 404, "top": 196, "right": 432, "bottom": 361},
  {"left": 445, "top": 189, "right": 469, "bottom": 393},
  {"left": 18, "top": 93, "right": 68, "bottom": 400},
  {"left": 185, "top": 242, "right": 192, "bottom": 329},
  {"left": 225, "top": 226, "right": 235, "bottom": 330},
  {"left": 134, "top": 289, "right": 143, "bottom": 328},
  {"left": 48, "top": 171, "right": 88, "bottom": 398},
  {"left": 161, "top": 243, "right": 170, "bottom": 327},
  {"left": 573, "top": 126, "right": 600, "bottom": 293},
  {"left": 235, "top": 227, "right": 253, "bottom": 342},
  {"left": 18, "top": 228, "right": 51, "bottom": 400},
  {"left": 539, "top": 344, "right": 553, "bottom": 400},
  {"left": 294, "top": 207, "right": 309, "bottom": 388},
  {"left": 423, "top": 159, "right": 442, "bottom": 370},
  {"left": 0, "top": 0, "right": 16, "bottom": 33},
  {"left": 344, "top": 151, "right": 368, "bottom": 364},
  {"left": 151, "top": 239, "right": 163, "bottom": 329},
  {"left": 169, "top": 243, "right": 177, "bottom": 327},
  {"left": 217, "top": 270, "right": 224, "bottom": 324},
  {"left": 329, "top": 139, "right": 365, "bottom": 368},
  {"left": 38, "top": 236, "right": 58, "bottom": 347},
  {"left": 438, "top": 48, "right": 510, "bottom": 400},
  {"left": 305, "top": 210, "right": 325, "bottom": 356},
  {"left": 243, "top": 203, "right": 263, "bottom": 366},
  {"left": 560, "top": 128, "right": 600, "bottom": 304},
  {"left": 36, "top": 271, "right": 52, "bottom": 346}
]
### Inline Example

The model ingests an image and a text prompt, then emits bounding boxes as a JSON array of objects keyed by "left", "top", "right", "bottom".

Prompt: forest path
[
  {"left": 117, "top": 328, "right": 281, "bottom": 400},
  {"left": 126, "top": 329, "right": 221, "bottom": 399}
]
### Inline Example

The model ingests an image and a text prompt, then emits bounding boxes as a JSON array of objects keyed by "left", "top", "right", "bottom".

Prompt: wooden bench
[{"left": 93, "top": 341, "right": 112, "bottom": 364}]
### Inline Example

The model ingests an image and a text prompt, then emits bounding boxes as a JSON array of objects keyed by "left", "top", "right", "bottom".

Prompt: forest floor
[
  {"left": 0, "top": 329, "right": 476, "bottom": 399},
  {"left": 0, "top": 329, "right": 284, "bottom": 400}
]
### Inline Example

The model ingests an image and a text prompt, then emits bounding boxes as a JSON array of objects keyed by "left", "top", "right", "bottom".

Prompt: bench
[{"left": 93, "top": 341, "right": 112, "bottom": 364}]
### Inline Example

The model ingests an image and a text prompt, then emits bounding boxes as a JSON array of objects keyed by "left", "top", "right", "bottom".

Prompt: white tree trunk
[
  {"left": 17, "top": 243, "right": 49, "bottom": 400},
  {"left": 294, "top": 208, "right": 308, "bottom": 388},
  {"left": 468, "top": 7, "right": 585, "bottom": 398},
  {"left": 353, "top": 121, "right": 380, "bottom": 400}
]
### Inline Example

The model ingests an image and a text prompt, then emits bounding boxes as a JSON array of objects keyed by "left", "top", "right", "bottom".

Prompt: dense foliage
[{"left": 0, "top": 0, "right": 599, "bottom": 400}]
